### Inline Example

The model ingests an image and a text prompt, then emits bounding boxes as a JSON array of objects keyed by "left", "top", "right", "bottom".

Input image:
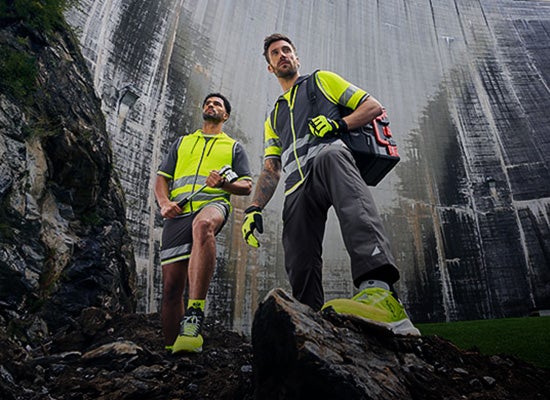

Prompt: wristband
[
  {"left": 245, "top": 205, "right": 262, "bottom": 213},
  {"left": 337, "top": 118, "right": 348, "bottom": 133}
]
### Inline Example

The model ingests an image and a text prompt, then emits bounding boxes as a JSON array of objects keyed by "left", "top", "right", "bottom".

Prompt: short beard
[
  {"left": 273, "top": 63, "right": 298, "bottom": 79},
  {"left": 202, "top": 112, "right": 224, "bottom": 123}
]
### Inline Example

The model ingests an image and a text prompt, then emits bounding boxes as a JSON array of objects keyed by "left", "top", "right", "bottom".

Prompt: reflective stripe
[
  {"left": 161, "top": 243, "right": 192, "bottom": 264},
  {"left": 285, "top": 143, "right": 328, "bottom": 174},
  {"left": 265, "top": 137, "right": 282, "bottom": 149},
  {"left": 282, "top": 143, "right": 330, "bottom": 194},
  {"left": 284, "top": 140, "right": 347, "bottom": 195},
  {"left": 281, "top": 135, "right": 311, "bottom": 167},
  {"left": 157, "top": 170, "right": 172, "bottom": 179},
  {"left": 339, "top": 85, "right": 359, "bottom": 106},
  {"left": 173, "top": 192, "right": 230, "bottom": 204},
  {"left": 161, "top": 254, "right": 190, "bottom": 266},
  {"left": 190, "top": 192, "right": 230, "bottom": 203},
  {"left": 173, "top": 175, "right": 204, "bottom": 189}
]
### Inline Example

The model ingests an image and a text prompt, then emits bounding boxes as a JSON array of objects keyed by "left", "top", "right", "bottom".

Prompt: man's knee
[{"left": 192, "top": 217, "right": 217, "bottom": 241}]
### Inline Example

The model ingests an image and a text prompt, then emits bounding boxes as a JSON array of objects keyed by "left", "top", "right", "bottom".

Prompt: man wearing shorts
[{"left": 155, "top": 93, "right": 252, "bottom": 353}]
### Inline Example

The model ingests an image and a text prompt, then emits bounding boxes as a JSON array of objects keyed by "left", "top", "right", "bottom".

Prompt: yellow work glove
[
  {"left": 308, "top": 115, "right": 348, "bottom": 137},
  {"left": 242, "top": 206, "right": 263, "bottom": 248}
]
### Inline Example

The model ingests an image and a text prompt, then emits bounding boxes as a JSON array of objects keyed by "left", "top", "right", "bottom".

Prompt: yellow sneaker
[
  {"left": 172, "top": 306, "right": 204, "bottom": 353},
  {"left": 172, "top": 334, "right": 203, "bottom": 354},
  {"left": 322, "top": 287, "right": 420, "bottom": 336}
]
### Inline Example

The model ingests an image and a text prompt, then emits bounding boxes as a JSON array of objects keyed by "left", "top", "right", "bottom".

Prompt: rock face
[
  {"left": 252, "top": 289, "right": 550, "bottom": 400},
  {"left": 0, "top": 20, "right": 136, "bottom": 334},
  {"left": 64, "top": 0, "right": 550, "bottom": 330}
]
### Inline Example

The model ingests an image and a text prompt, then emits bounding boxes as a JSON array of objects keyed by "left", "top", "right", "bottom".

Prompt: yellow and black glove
[
  {"left": 308, "top": 115, "right": 348, "bottom": 137},
  {"left": 242, "top": 206, "right": 263, "bottom": 248}
]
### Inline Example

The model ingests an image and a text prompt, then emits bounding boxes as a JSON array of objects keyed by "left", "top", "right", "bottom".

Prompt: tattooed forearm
[{"left": 252, "top": 158, "right": 281, "bottom": 209}]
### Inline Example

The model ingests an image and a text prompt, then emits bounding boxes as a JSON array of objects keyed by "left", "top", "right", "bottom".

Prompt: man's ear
[{"left": 267, "top": 64, "right": 274, "bottom": 74}]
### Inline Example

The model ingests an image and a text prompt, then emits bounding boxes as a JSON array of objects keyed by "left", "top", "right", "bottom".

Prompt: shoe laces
[
  {"left": 180, "top": 307, "right": 204, "bottom": 337},
  {"left": 355, "top": 288, "right": 403, "bottom": 320},
  {"left": 355, "top": 287, "right": 390, "bottom": 304}
]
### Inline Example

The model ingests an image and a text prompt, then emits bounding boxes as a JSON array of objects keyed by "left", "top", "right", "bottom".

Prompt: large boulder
[{"left": 252, "top": 288, "right": 550, "bottom": 400}]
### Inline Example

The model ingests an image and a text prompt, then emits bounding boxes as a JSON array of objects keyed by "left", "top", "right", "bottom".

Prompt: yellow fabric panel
[
  {"left": 263, "top": 117, "right": 282, "bottom": 159},
  {"left": 316, "top": 70, "right": 368, "bottom": 110}
]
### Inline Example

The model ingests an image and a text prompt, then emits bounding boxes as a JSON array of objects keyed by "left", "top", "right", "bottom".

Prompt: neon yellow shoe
[
  {"left": 322, "top": 287, "right": 420, "bottom": 336},
  {"left": 172, "top": 306, "right": 204, "bottom": 354}
]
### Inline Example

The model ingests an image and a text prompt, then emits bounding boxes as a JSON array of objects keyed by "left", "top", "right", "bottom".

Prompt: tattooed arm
[{"left": 250, "top": 158, "right": 281, "bottom": 209}]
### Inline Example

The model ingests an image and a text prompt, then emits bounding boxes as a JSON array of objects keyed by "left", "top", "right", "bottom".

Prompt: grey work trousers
[{"left": 282, "top": 142, "right": 399, "bottom": 310}]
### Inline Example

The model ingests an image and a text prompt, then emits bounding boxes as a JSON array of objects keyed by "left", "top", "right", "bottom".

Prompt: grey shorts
[{"left": 160, "top": 201, "right": 229, "bottom": 266}]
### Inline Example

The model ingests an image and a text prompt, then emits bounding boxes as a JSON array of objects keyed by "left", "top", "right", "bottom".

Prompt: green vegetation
[
  {"left": 0, "top": 0, "right": 78, "bottom": 102},
  {"left": 0, "top": 44, "right": 37, "bottom": 100},
  {"left": 0, "top": 1, "right": 80, "bottom": 103},
  {"left": 0, "top": 0, "right": 78, "bottom": 33},
  {"left": 417, "top": 316, "right": 550, "bottom": 369}
]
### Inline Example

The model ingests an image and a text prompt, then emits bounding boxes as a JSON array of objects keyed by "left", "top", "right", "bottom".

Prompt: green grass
[{"left": 416, "top": 316, "right": 550, "bottom": 370}]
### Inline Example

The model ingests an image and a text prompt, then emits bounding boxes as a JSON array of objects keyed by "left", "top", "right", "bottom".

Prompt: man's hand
[
  {"left": 206, "top": 170, "right": 227, "bottom": 188},
  {"left": 242, "top": 206, "right": 263, "bottom": 248},
  {"left": 160, "top": 201, "right": 182, "bottom": 219},
  {"left": 308, "top": 115, "right": 348, "bottom": 137}
]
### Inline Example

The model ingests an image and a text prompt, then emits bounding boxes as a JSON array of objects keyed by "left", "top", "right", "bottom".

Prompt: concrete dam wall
[{"left": 65, "top": 0, "right": 550, "bottom": 332}]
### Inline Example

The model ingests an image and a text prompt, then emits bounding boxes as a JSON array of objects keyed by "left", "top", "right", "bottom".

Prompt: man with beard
[
  {"left": 241, "top": 34, "right": 419, "bottom": 336},
  {"left": 155, "top": 93, "right": 252, "bottom": 353}
]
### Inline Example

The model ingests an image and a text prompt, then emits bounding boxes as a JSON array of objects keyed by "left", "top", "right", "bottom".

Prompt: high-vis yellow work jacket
[{"left": 158, "top": 129, "right": 236, "bottom": 214}]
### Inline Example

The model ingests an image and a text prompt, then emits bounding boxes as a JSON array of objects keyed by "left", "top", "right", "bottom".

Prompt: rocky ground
[
  {"left": 1, "top": 300, "right": 549, "bottom": 400},
  {"left": 1, "top": 309, "right": 253, "bottom": 400}
]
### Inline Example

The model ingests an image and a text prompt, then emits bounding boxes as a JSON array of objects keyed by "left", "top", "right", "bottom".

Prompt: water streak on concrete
[{"left": 65, "top": 0, "right": 550, "bottom": 332}]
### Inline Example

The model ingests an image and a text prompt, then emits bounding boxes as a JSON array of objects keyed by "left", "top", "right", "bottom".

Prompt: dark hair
[
  {"left": 263, "top": 33, "right": 297, "bottom": 64},
  {"left": 203, "top": 93, "right": 231, "bottom": 115}
]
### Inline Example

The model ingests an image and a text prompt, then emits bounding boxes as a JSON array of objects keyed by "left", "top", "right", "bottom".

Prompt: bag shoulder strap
[
  {"left": 306, "top": 69, "right": 321, "bottom": 117},
  {"left": 306, "top": 70, "right": 353, "bottom": 119},
  {"left": 271, "top": 70, "right": 320, "bottom": 132}
]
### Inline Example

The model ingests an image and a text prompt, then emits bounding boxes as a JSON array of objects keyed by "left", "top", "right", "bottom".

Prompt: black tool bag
[{"left": 307, "top": 71, "right": 400, "bottom": 186}]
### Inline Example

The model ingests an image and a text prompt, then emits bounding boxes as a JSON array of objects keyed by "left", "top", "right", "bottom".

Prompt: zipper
[
  {"left": 190, "top": 133, "right": 217, "bottom": 212},
  {"left": 288, "top": 84, "right": 305, "bottom": 182}
]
